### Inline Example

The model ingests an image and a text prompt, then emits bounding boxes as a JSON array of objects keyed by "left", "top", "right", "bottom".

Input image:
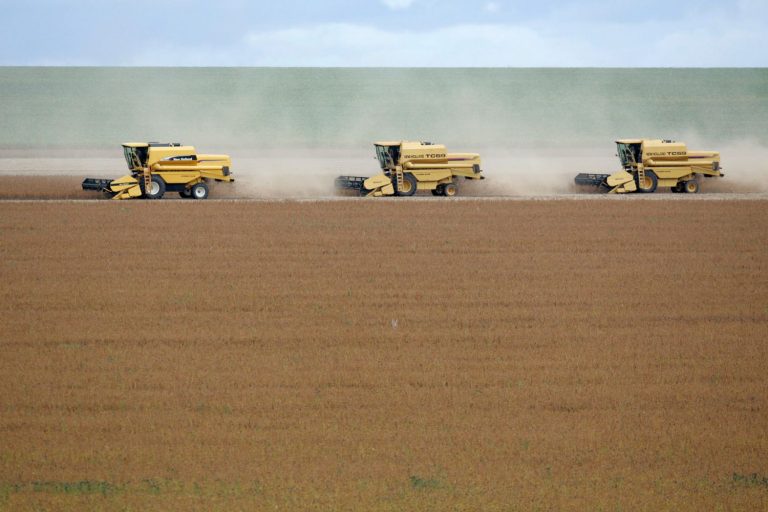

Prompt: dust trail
[
  {"left": 227, "top": 147, "right": 604, "bottom": 198},
  {"left": 1, "top": 141, "right": 766, "bottom": 198},
  {"left": 1, "top": 68, "right": 765, "bottom": 197},
  {"left": 216, "top": 140, "right": 768, "bottom": 198},
  {"left": 469, "top": 140, "right": 768, "bottom": 196},
  {"left": 220, "top": 144, "right": 725, "bottom": 198},
  {"left": 227, "top": 149, "right": 371, "bottom": 198},
  {"left": 691, "top": 139, "right": 768, "bottom": 193},
  {"left": 465, "top": 146, "right": 611, "bottom": 195},
  {"left": 220, "top": 144, "right": 619, "bottom": 198}
]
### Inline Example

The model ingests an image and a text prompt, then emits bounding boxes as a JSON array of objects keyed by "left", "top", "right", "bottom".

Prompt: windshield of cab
[
  {"left": 375, "top": 145, "right": 400, "bottom": 170},
  {"left": 123, "top": 146, "right": 147, "bottom": 170},
  {"left": 616, "top": 143, "right": 640, "bottom": 167},
  {"left": 375, "top": 145, "right": 390, "bottom": 169}
]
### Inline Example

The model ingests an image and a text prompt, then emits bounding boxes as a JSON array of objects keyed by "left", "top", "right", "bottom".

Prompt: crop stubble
[{"left": 0, "top": 199, "right": 766, "bottom": 510}]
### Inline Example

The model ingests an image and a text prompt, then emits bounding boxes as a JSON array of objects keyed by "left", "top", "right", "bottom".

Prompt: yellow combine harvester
[
  {"left": 336, "top": 141, "right": 484, "bottom": 197},
  {"left": 575, "top": 139, "right": 723, "bottom": 193},
  {"left": 82, "top": 142, "right": 234, "bottom": 199}
]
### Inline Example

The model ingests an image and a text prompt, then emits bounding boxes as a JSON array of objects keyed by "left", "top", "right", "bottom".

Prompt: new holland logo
[
  {"left": 404, "top": 154, "right": 446, "bottom": 159},
  {"left": 648, "top": 151, "right": 686, "bottom": 157}
]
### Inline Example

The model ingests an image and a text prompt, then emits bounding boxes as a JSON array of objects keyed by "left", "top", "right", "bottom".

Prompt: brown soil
[
  {"left": 0, "top": 200, "right": 766, "bottom": 511},
  {"left": 0, "top": 176, "right": 94, "bottom": 199},
  {"left": 0, "top": 176, "right": 245, "bottom": 200}
]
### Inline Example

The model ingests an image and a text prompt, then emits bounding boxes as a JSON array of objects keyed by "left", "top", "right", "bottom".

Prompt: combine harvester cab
[
  {"left": 82, "top": 142, "right": 234, "bottom": 200},
  {"left": 575, "top": 139, "right": 723, "bottom": 194},
  {"left": 336, "top": 141, "right": 484, "bottom": 197}
]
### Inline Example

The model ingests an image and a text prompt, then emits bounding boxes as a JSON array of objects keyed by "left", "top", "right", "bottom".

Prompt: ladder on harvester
[
  {"left": 142, "top": 167, "right": 151, "bottom": 195},
  {"left": 636, "top": 164, "right": 646, "bottom": 190},
  {"left": 395, "top": 169, "right": 404, "bottom": 192},
  {"left": 129, "top": 151, "right": 152, "bottom": 196}
]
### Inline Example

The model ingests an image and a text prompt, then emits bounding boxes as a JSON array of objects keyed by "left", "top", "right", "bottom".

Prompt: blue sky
[{"left": 1, "top": 0, "right": 766, "bottom": 66}]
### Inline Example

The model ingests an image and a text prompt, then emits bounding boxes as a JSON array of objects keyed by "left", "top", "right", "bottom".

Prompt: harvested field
[
  {"left": 1, "top": 175, "right": 767, "bottom": 202},
  {"left": 0, "top": 176, "right": 93, "bottom": 200},
  {"left": 0, "top": 176, "right": 245, "bottom": 200},
  {"left": 0, "top": 199, "right": 767, "bottom": 511}
]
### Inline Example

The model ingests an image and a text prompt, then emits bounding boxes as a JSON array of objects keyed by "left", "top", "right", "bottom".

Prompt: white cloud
[
  {"left": 380, "top": 0, "right": 416, "bottom": 9},
  {"left": 3, "top": 0, "right": 766, "bottom": 66},
  {"left": 240, "top": 21, "right": 768, "bottom": 67},
  {"left": 242, "top": 23, "right": 597, "bottom": 67},
  {"left": 127, "top": 5, "right": 768, "bottom": 67}
]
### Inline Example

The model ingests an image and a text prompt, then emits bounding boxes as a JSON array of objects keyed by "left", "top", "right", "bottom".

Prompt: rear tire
[
  {"left": 671, "top": 183, "right": 684, "bottom": 193},
  {"left": 431, "top": 186, "right": 444, "bottom": 196},
  {"left": 142, "top": 175, "right": 166, "bottom": 199},
  {"left": 395, "top": 173, "right": 417, "bottom": 197},
  {"left": 443, "top": 182, "right": 458, "bottom": 197},
  {"left": 683, "top": 180, "right": 699, "bottom": 194},
  {"left": 179, "top": 188, "right": 193, "bottom": 199},
  {"left": 636, "top": 170, "right": 658, "bottom": 193},
  {"left": 191, "top": 182, "right": 209, "bottom": 200}
]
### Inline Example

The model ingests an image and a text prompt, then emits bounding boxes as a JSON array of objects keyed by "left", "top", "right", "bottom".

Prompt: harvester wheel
[
  {"left": 142, "top": 175, "right": 166, "bottom": 199},
  {"left": 179, "top": 188, "right": 193, "bottom": 199},
  {"left": 671, "top": 183, "right": 684, "bottom": 193},
  {"left": 684, "top": 180, "right": 700, "bottom": 194},
  {"left": 431, "top": 186, "right": 444, "bottom": 196},
  {"left": 443, "top": 182, "right": 458, "bottom": 197},
  {"left": 636, "top": 171, "right": 658, "bottom": 193},
  {"left": 191, "top": 182, "right": 209, "bottom": 200},
  {"left": 395, "top": 174, "right": 418, "bottom": 197}
]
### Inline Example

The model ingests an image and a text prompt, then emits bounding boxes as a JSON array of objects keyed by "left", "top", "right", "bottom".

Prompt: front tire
[
  {"left": 395, "top": 173, "right": 417, "bottom": 197},
  {"left": 191, "top": 182, "right": 209, "bottom": 200},
  {"left": 142, "top": 175, "right": 166, "bottom": 199},
  {"left": 636, "top": 170, "right": 658, "bottom": 193}
]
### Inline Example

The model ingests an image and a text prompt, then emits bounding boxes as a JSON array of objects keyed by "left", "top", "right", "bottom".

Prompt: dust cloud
[
  {"left": 217, "top": 139, "right": 768, "bottom": 198},
  {"left": 227, "top": 148, "right": 371, "bottom": 198},
  {"left": 0, "top": 68, "right": 766, "bottom": 197},
  {"left": 1, "top": 140, "right": 767, "bottom": 198},
  {"left": 215, "top": 146, "right": 613, "bottom": 198},
  {"left": 682, "top": 138, "right": 768, "bottom": 193}
]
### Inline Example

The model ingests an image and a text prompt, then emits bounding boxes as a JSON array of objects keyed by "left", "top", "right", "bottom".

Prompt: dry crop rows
[{"left": 0, "top": 199, "right": 767, "bottom": 510}]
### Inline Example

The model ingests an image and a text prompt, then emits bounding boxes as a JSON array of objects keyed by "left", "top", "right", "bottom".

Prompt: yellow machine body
[
  {"left": 576, "top": 139, "right": 723, "bottom": 194},
  {"left": 82, "top": 142, "right": 234, "bottom": 200},
  {"left": 336, "top": 141, "right": 484, "bottom": 197}
]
